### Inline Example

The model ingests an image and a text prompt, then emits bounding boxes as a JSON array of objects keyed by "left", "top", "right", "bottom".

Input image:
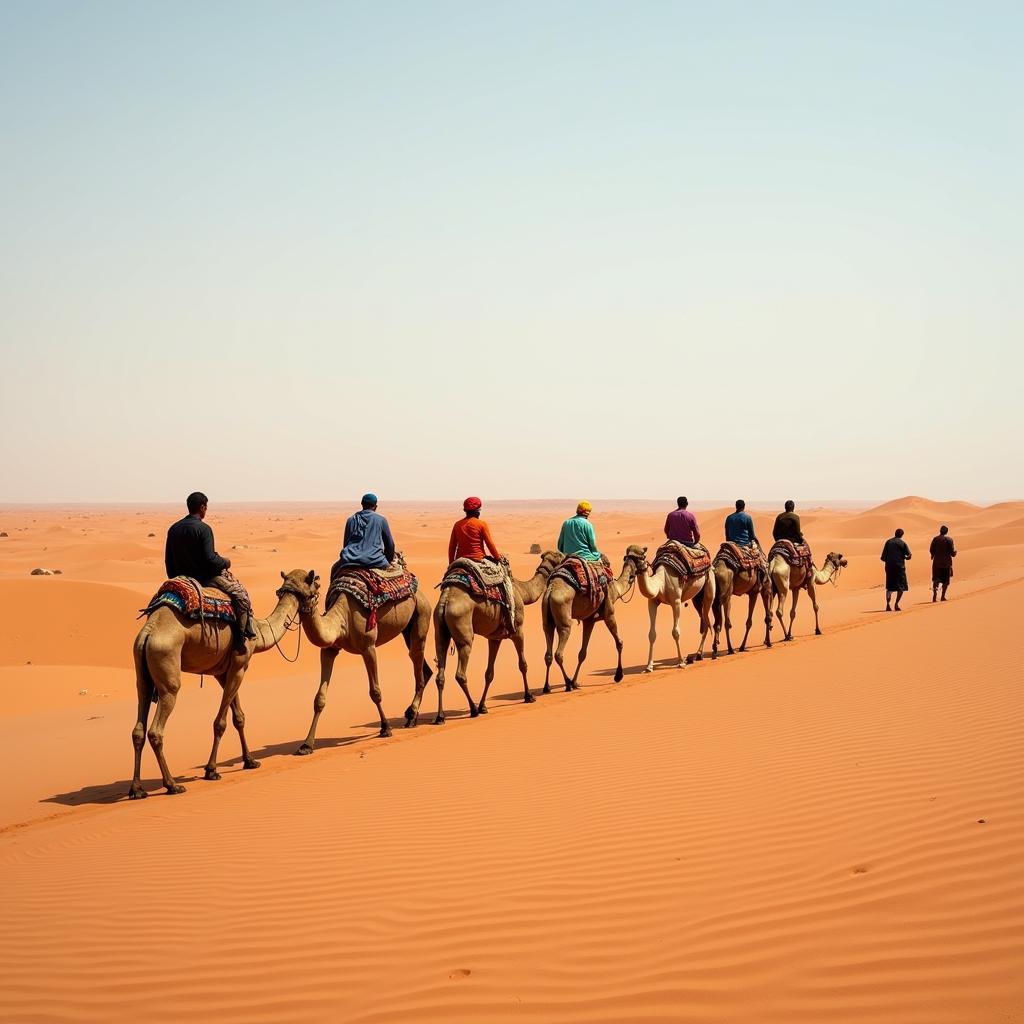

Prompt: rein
[{"left": 261, "top": 583, "right": 315, "bottom": 663}]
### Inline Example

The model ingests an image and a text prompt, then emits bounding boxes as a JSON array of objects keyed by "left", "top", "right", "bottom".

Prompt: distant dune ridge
[{"left": 0, "top": 497, "right": 1022, "bottom": 1022}]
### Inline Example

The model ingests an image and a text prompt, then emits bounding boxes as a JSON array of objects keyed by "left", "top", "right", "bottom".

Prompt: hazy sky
[{"left": 1, "top": 1, "right": 1020, "bottom": 504}]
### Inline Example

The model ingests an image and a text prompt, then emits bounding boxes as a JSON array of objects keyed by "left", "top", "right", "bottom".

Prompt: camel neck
[
  {"left": 252, "top": 592, "right": 302, "bottom": 654},
  {"left": 301, "top": 598, "right": 347, "bottom": 648}
]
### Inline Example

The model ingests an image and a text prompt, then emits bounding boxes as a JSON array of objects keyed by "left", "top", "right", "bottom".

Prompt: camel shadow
[{"left": 43, "top": 773, "right": 204, "bottom": 807}]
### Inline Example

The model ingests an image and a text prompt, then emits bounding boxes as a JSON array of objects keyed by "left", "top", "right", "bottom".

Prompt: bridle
[
  {"left": 617, "top": 552, "right": 647, "bottom": 604},
  {"left": 262, "top": 578, "right": 318, "bottom": 663}
]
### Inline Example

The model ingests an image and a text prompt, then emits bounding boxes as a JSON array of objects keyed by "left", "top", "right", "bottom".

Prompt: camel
[
  {"left": 433, "top": 550, "right": 564, "bottom": 722},
  {"left": 542, "top": 545, "right": 648, "bottom": 693},
  {"left": 129, "top": 569, "right": 319, "bottom": 799},
  {"left": 711, "top": 546, "right": 773, "bottom": 658},
  {"left": 637, "top": 547, "right": 716, "bottom": 672},
  {"left": 769, "top": 549, "right": 847, "bottom": 640},
  {"left": 295, "top": 572, "right": 433, "bottom": 752}
]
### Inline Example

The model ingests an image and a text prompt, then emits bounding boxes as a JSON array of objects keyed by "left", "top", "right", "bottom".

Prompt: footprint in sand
[{"left": 449, "top": 969, "right": 472, "bottom": 980}]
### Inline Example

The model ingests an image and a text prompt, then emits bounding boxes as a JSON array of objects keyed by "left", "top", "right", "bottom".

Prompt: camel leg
[
  {"left": 360, "top": 644, "right": 392, "bottom": 738},
  {"left": 403, "top": 624, "right": 431, "bottom": 730},
  {"left": 774, "top": 579, "right": 791, "bottom": 640},
  {"left": 738, "top": 590, "right": 756, "bottom": 652},
  {"left": 128, "top": 641, "right": 154, "bottom": 800},
  {"left": 762, "top": 587, "right": 774, "bottom": 648},
  {"left": 722, "top": 590, "right": 735, "bottom": 655},
  {"left": 433, "top": 605, "right": 450, "bottom": 724},
  {"left": 552, "top": 614, "right": 575, "bottom": 691},
  {"left": 711, "top": 588, "right": 724, "bottom": 660},
  {"left": 691, "top": 586, "right": 711, "bottom": 663},
  {"left": 807, "top": 579, "right": 822, "bottom": 635},
  {"left": 542, "top": 599, "right": 558, "bottom": 695},
  {"left": 147, "top": 684, "right": 185, "bottom": 795},
  {"left": 232, "top": 694, "right": 260, "bottom": 770},
  {"left": 511, "top": 630, "right": 533, "bottom": 703},
  {"left": 450, "top": 629, "right": 479, "bottom": 718},
  {"left": 569, "top": 618, "right": 596, "bottom": 690},
  {"left": 296, "top": 647, "right": 338, "bottom": 755},
  {"left": 204, "top": 666, "right": 248, "bottom": 781},
  {"left": 478, "top": 637, "right": 501, "bottom": 714},
  {"left": 671, "top": 599, "right": 684, "bottom": 668},
  {"left": 604, "top": 606, "right": 626, "bottom": 683},
  {"left": 644, "top": 600, "right": 658, "bottom": 673},
  {"left": 786, "top": 588, "right": 800, "bottom": 641}
]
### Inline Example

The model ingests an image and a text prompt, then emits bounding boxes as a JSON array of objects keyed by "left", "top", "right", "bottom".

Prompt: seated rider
[
  {"left": 558, "top": 501, "right": 605, "bottom": 562},
  {"left": 165, "top": 491, "right": 255, "bottom": 653},
  {"left": 340, "top": 493, "right": 396, "bottom": 569},
  {"left": 724, "top": 498, "right": 760, "bottom": 550},
  {"left": 772, "top": 500, "right": 805, "bottom": 545},
  {"left": 665, "top": 495, "right": 701, "bottom": 548},
  {"left": 448, "top": 496, "right": 502, "bottom": 564}
]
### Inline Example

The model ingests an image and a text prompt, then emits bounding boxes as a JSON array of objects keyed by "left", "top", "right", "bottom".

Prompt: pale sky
[{"left": 1, "top": 1, "right": 1020, "bottom": 504}]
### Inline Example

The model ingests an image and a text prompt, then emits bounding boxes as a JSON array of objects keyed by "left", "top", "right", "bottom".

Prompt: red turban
[{"left": 463, "top": 496, "right": 483, "bottom": 512}]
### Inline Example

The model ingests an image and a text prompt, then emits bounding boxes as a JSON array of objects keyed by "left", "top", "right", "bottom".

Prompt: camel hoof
[
  {"left": 478, "top": 704, "right": 488, "bottom": 715},
  {"left": 643, "top": 665, "right": 654, "bottom": 674},
  {"left": 614, "top": 668, "right": 623, "bottom": 683},
  {"left": 815, "top": 628, "right": 822, "bottom": 636},
  {"left": 542, "top": 684, "right": 551, "bottom": 695},
  {"left": 204, "top": 768, "right": 221, "bottom": 781},
  {"left": 243, "top": 758, "right": 260, "bottom": 770},
  {"left": 127, "top": 786, "right": 147, "bottom": 800},
  {"left": 738, "top": 645, "right": 747, "bottom": 653},
  {"left": 434, "top": 715, "right": 446, "bottom": 726},
  {"left": 380, "top": 727, "right": 393, "bottom": 738},
  {"left": 564, "top": 683, "right": 573, "bottom": 693},
  {"left": 167, "top": 783, "right": 186, "bottom": 795},
  {"left": 404, "top": 708, "right": 418, "bottom": 728},
  {"left": 523, "top": 692, "right": 535, "bottom": 704},
  {"left": 294, "top": 744, "right": 314, "bottom": 756}
]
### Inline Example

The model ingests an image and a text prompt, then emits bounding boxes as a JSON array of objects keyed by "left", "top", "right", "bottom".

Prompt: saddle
[
  {"left": 326, "top": 554, "right": 419, "bottom": 629},
  {"left": 550, "top": 555, "right": 615, "bottom": 600},
  {"left": 768, "top": 539, "right": 814, "bottom": 574},
  {"left": 652, "top": 541, "right": 712, "bottom": 579},
  {"left": 440, "top": 557, "right": 508, "bottom": 602},
  {"left": 714, "top": 542, "right": 768, "bottom": 578},
  {"left": 140, "top": 577, "right": 236, "bottom": 623},
  {"left": 439, "top": 557, "right": 517, "bottom": 630}
]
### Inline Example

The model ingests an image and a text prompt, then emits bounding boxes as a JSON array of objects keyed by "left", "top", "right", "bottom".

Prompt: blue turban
[{"left": 361, "top": 493, "right": 378, "bottom": 506}]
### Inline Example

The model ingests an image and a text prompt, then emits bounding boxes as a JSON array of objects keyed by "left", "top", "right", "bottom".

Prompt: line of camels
[{"left": 128, "top": 541, "right": 846, "bottom": 799}]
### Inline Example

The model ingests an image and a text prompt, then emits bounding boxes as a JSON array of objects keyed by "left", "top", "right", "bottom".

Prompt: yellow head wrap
[{"left": 576, "top": 500, "right": 592, "bottom": 515}]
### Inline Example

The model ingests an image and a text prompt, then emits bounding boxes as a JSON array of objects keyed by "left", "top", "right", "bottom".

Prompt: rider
[
  {"left": 165, "top": 491, "right": 256, "bottom": 652},
  {"left": 664, "top": 496, "right": 701, "bottom": 547},
  {"left": 448, "top": 496, "right": 502, "bottom": 564},
  {"left": 724, "top": 499, "right": 760, "bottom": 549},
  {"left": 340, "top": 493, "right": 396, "bottom": 569},
  {"left": 557, "top": 501, "right": 605, "bottom": 562},
  {"left": 772, "top": 500, "right": 805, "bottom": 545}
]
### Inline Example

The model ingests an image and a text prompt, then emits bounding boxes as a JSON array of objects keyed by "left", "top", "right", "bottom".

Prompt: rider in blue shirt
[{"left": 724, "top": 499, "right": 759, "bottom": 548}]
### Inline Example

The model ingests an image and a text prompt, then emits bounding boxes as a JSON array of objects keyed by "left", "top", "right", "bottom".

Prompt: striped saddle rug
[
  {"left": 652, "top": 541, "right": 711, "bottom": 578},
  {"left": 326, "top": 555, "right": 418, "bottom": 629},
  {"left": 140, "top": 577, "right": 236, "bottom": 623}
]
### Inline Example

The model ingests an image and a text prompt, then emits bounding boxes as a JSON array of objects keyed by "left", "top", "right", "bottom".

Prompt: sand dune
[{"left": 0, "top": 499, "right": 1021, "bottom": 1022}]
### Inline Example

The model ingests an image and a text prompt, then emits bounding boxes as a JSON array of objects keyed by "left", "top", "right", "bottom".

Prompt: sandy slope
[{"left": 0, "top": 499, "right": 1021, "bottom": 1022}]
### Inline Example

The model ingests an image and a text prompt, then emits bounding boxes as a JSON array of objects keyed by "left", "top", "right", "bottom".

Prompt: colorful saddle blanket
[
  {"left": 141, "top": 577, "right": 236, "bottom": 623},
  {"left": 768, "top": 540, "right": 814, "bottom": 573},
  {"left": 652, "top": 541, "right": 712, "bottom": 579},
  {"left": 550, "top": 555, "right": 614, "bottom": 599},
  {"left": 714, "top": 542, "right": 768, "bottom": 578},
  {"left": 439, "top": 557, "right": 508, "bottom": 605},
  {"left": 326, "top": 555, "right": 418, "bottom": 629}
]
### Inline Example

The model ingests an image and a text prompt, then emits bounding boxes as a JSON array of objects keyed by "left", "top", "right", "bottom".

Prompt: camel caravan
[{"left": 129, "top": 493, "right": 847, "bottom": 799}]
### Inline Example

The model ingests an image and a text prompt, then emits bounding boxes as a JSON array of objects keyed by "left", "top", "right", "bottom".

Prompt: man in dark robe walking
[
  {"left": 880, "top": 528, "right": 912, "bottom": 611},
  {"left": 929, "top": 525, "right": 957, "bottom": 602}
]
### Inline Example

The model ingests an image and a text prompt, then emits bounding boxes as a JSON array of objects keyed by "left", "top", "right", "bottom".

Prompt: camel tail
[{"left": 135, "top": 631, "right": 156, "bottom": 703}]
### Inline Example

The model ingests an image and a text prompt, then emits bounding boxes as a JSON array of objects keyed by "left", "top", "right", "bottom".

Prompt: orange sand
[{"left": 0, "top": 498, "right": 1021, "bottom": 1022}]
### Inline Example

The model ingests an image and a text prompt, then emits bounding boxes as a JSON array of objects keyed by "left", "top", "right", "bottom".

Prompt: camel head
[
  {"left": 623, "top": 544, "right": 648, "bottom": 575},
  {"left": 278, "top": 568, "right": 320, "bottom": 613},
  {"left": 536, "top": 550, "right": 565, "bottom": 577},
  {"left": 824, "top": 552, "right": 848, "bottom": 579}
]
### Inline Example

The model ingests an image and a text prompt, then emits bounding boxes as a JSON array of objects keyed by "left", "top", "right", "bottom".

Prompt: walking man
[
  {"left": 929, "top": 525, "right": 957, "bottom": 602},
  {"left": 881, "top": 528, "right": 912, "bottom": 611}
]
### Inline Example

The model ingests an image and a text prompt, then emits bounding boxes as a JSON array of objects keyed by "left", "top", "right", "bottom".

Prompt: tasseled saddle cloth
[
  {"left": 714, "top": 542, "right": 769, "bottom": 581},
  {"left": 439, "top": 557, "right": 517, "bottom": 630},
  {"left": 549, "top": 555, "right": 615, "bottom": 600},
  {"left": 652, "top": 541, "right": 712, "bottom": 578},
  {"left": 140, "top": 577, "right": 236, "bottom": 623},
  {"left": 767, "top": 539, "right": 814, "bottom": 574},
  {"left": 326, "top": 554, "right": 418, "bottom": 629}
]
